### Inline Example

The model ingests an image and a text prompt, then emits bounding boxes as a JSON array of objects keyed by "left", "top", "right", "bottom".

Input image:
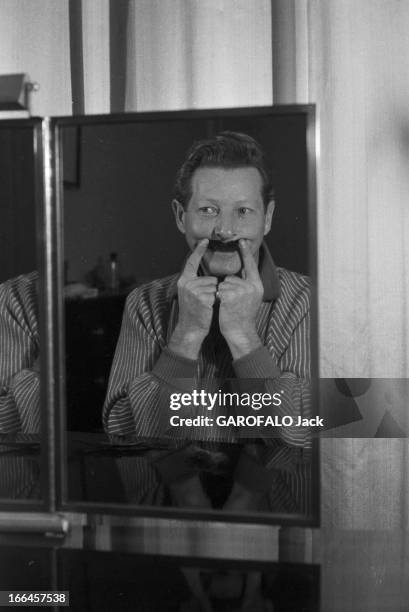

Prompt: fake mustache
[{"left": 207, "top": 239, "right": 240, "bottom": 252}]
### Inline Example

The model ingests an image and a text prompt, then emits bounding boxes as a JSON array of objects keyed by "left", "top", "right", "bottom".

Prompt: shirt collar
[
  {"left": 170, "top": 241, "right": 280, "bottom": 302},
  {"left": 259, "top": 241, "right": 280, "bottom": 301}
]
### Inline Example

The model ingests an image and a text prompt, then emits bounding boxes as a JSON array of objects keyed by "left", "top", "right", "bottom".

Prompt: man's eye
[
  {"left": 199, "top": 207, "right": 218, "bottom": 216},
  {"left": 238, "top": 207, "right": 253, "bottom": 216}
]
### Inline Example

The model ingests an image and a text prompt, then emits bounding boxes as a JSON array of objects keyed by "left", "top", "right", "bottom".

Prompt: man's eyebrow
[{"left": 198, "top": 198, "right": 255, "bottom": 204}]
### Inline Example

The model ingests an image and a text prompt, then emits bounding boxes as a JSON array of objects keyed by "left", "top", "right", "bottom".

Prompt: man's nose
[{"left": 213, "top": 213, "right": 237, "bottom": 240}]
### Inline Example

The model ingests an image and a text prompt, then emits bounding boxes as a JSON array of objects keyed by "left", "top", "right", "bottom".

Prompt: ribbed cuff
[
  {"left": 233, "top": 346, "right": 281, "bottom": 379},
  {"left": 152, "top": 348, "right": 197, "bottom": 390},
  {"left": 234, "top": 449, "right": 274, "bottom": 492}
]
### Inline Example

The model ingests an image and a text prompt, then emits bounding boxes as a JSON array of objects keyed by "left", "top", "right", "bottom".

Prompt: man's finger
[
  {"left": 239, "top": 239, "right": 259, "bottom": 281},
  {"left": 216, "top": 289, "right": 236, "bottom": 302},
  {"left": 183, "top": 239, "right": 209, "bottom": 278},
  {"left": 188, "top": 276, "right": 218, "bottom": 287},
  {"left": 197, "top": 286, "right": 218, "bottom": 295},
  {"left": 218, "top": 276, "right": 245, "bottom": 288}
]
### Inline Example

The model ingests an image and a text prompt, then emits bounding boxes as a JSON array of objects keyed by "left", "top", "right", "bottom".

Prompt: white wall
[{"left": 0, "top": 0, "right": 71, "bottom": 117}]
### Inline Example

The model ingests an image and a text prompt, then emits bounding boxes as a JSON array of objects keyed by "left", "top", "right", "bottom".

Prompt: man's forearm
[
  {"left": 168, "top": 324, "right": 206, "bottom": 360},
  {"left": 0, "top": 369, "right": 40, "bottom": 434},
  {"left": 224, "top": 328, "right": 262, "bottom": 360}
]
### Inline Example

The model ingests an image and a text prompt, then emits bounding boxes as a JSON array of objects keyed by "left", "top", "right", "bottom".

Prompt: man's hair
[{"left": 174, "top": 131, "right": 274, "bottom": 209}]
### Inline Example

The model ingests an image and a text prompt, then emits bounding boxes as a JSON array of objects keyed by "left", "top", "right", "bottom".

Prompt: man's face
[{"left": 173, "top": 166, "right": 274, "bottom": 277}]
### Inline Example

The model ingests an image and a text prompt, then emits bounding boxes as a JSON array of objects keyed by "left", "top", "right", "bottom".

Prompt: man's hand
[
  {"left": 169, "top": 474, "right": 212, "bottom": 509},
  {"left": 169, "top": 239, "right": 217, "bottom": 359},
  {"left": 223, "top": 480, "right": 264, "bottom": 513},
  {"left": 218, "top": 239, "right": 263, "bottom": 359}
]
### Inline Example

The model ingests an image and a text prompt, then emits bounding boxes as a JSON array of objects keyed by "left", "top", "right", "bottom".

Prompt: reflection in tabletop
[
  {"left": 1, "top": 546, "right": 319, "bottom": 612},
  {"left": 0, "top": 434, "right": 41, "bottom": 500},
  {"left": 67, "top": 433, "right": 312, "bottom": 517}
]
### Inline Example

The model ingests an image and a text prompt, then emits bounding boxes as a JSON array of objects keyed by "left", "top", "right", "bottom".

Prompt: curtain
[
  {"left": 299, "top": 0, "right": 409, "bottom": 536},
  {"left": 308, "top": 0, "right": 409, "bottom": 379},
  {"left": 78, "top": 0, "right": 272, "bottom": 113},
  {"left": 268, "top": 3, "right": 409, "bottom": 607},
  {"left": 306, "top": 3, "right": 409, "bottom": 607},
  {"left": 69, "top": 0, "right": 110, "bottom": 115}
]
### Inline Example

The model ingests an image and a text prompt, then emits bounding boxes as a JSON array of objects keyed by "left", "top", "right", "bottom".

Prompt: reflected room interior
[
  {"left": 58, "top": 107, "right": 319, "bottom": 524},
  {"left": 0, "top": 120, "right": 43, "bottom": 503}
]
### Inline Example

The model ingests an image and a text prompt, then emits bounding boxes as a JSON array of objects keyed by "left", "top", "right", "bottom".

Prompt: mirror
[
  {"left": 0, "top": 119, "right": 44, "bottom": 503},
  {"left": 56, "top": 107, "right": 318, "bottom": 523}
]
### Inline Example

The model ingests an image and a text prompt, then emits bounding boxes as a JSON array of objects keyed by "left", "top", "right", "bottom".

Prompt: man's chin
[{"left": 203, "top": 251, "right": 242, "bottom": 277}]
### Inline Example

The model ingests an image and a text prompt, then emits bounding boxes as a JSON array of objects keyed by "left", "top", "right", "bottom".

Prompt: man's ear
[
  {"left": 172, "top": 199, "right": 186, "bottom": 235},
  {"left": 263, "top": 200, "right": 275, "bottom": 235}
]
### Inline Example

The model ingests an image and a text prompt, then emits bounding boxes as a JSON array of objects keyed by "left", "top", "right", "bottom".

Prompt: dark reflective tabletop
[{"left": 0, "top": 546, "right": 319, "bottom": 612}]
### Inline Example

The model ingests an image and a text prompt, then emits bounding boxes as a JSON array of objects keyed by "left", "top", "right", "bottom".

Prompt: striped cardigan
[
  {"left": 0, "top": 272, "right": 40, "bottom": 434},
  {"left": 103, "top": 244, "right": 312, "bottom": 474}
]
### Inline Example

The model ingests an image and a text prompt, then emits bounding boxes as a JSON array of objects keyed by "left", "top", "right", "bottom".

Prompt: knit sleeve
[
  {"left": 0, "top": 274, "right": 40, "bottom": 434},
  {"left": 103, "top": 286, "right": 198, "bottom": 438}
]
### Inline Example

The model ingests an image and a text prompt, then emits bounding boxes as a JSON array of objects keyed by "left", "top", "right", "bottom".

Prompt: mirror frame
[{"left": 48, "top": 105, "right": 320, "bottom": 527}]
